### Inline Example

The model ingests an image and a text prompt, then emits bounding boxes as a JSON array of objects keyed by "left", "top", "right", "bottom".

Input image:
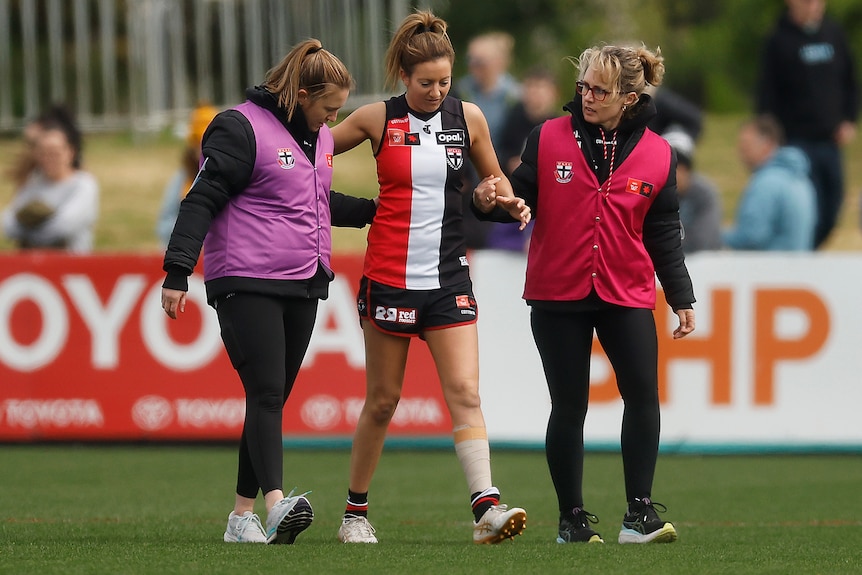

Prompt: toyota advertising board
[
  {"left": 0, "top": 253, "right": 448, "bottom": 441},
  {"left": 2, "top": 251, "right": 862, "bottom": 450}
]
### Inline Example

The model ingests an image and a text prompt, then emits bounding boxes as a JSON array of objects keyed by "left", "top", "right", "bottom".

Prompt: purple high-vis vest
[{"left": 203, "top": 101, "right": 334, "bottom": 282}]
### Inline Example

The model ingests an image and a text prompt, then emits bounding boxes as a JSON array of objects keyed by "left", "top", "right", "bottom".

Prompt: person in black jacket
[
  {"left": 485, "top": 67, "right": 560, "bottom": 252},
  {"left": 756, "top": 0, "right": 858, "bottom": 248},
  {"left": 474, "top": 44, "right": 695, "bottom": 546},
  {"left": 160, "top": 39, "right": 376, "bottom": 545},
  {"left": 647, "top": 86, "right": 703, "bottom": 143}
]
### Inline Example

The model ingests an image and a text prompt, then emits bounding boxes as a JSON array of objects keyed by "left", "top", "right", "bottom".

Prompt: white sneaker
[
  {"left": 266, "top": 489, "right": 314, "bottom": 544},
  {"left": 223, "top": 511, "right": 267, "bottom": 543},
  {"left": 338, "top": 515, "right": 378, "bottom": 543},
  {"left": 473, "top": 504, "right": 527, "bottom": 544}
]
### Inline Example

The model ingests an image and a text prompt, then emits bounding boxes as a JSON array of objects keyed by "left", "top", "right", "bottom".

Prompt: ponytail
[
  {"left": 384, "top": 10, "right": 454, "bottom": 90},
  {"left": 575, "top": 44, "right": 664, "bottom": 96},
  {"left": 263, "top": 39, "right": 353, "bottom": 120}
]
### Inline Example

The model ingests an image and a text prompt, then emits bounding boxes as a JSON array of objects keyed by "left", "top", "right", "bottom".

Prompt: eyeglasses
[{"left": 575, "top": 81, "right": 616, "bottom": 102}]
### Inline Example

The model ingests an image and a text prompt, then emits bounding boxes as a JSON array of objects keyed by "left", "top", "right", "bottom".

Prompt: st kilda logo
[
  {"left": 555, "top": 161, "right": 573, "bottom": 183},
  {"left": 446, "top": 147, "right": 464, "bottom": 170}
]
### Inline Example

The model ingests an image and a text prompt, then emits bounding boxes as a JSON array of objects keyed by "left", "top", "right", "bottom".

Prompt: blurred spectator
[
  {"left": 647, "top": 86, "right": 704, "bottom": 143},
  {"left": 724, "top": 115, "right": 816, "bottom": 251},
  {"left": 497, "top": 67, "right": 560, "bottom": 176},
  {"left": 454, "top": 31, "right": 521, "bottom": 148},
  {"left": 156, "top": 103, "right": 219, "bottom": 246},
  {"left": 2, "top": 110, "right": 98, "bottom": 253},
  {"left": 756, "top": 0, "right": 858, "bottom": 248},
  {"left": 6, "top": 105, "right": 83, "bottom": 188},
  {"left": 486, "top": 67, "right": 560, "bottom": 252},
  {"left": 453, "top": 31, "right": 521, "bottom": 250},
  {"left": 661, "top": 128, "right": 723, "bottom": 254}
]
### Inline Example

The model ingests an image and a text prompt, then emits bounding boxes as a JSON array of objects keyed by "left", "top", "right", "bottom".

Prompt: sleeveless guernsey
[{"left": 364, "top": 95, "right": 471, "bottom": 290}]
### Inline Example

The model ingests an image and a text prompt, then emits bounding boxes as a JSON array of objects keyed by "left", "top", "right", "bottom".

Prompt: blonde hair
[
  {"left": 574, "top": 44, "right": 664, "bottom": 116},
  {"left": 384, "top": 10, "right": 455, "bottom": 90},
  {"left": 262, "top": 38, "right": 353, "bottom": 121}
]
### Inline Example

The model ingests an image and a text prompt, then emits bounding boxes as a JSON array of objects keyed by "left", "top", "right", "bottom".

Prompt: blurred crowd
[
  {"left": 1, "top": 0, "right": 858, "bottom": 255},
  {"left": 2, "top": 105, "right": 98, "bottom": 252}
]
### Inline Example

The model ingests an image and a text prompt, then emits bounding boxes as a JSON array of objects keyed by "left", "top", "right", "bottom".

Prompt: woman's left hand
[{"left": 673, "top": 309, "right": 695, "bottom": 339}]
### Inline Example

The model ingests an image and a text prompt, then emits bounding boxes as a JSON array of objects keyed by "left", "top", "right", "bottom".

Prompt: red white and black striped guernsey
[{"left": 364, "top": 94, "right": 471, "bottom": 290}]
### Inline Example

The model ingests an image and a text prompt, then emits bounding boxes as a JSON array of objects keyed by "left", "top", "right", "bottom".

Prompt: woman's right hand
[{"left": 161, "top": 288, "right": 187, "bottom": 320}]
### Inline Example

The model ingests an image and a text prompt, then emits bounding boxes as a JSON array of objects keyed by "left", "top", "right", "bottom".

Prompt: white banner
[{"left": 472, "top": 251, "right": 862, "bottom": 451}]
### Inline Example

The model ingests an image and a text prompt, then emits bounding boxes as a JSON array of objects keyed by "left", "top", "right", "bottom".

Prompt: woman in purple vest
[
  {"left": 160, "top": 40, "right": 376, "bottom": 544},
  {"left": 474, "top": 45, "right": 696, "bottom": 545}
]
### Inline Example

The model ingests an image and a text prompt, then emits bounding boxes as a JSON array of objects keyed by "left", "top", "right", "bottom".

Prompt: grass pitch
[{"left": 1, "top": 446, "right": 860, "bottom": 574}]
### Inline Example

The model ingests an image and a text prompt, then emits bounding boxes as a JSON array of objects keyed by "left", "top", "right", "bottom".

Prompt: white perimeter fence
[{"left": 0, "top": 0, "right": 433, "bottom": 134}]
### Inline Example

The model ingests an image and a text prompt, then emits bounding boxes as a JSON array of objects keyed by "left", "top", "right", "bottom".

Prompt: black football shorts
[{"left": 357, "top": 276, "right": 478, "bottom": 337}]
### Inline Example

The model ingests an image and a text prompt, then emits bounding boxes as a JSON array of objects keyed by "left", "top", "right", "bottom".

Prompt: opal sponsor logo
[{"left": 435, "top": 129, "right": 465, "bottom": 146}]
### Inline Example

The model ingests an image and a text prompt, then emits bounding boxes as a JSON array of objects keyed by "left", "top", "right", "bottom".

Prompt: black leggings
[
  {"left": 216, "top": 292, "right": 318, "bottom": 499},
  {"left": 530, "top": 305, "right": 660, "bottom": 514}
]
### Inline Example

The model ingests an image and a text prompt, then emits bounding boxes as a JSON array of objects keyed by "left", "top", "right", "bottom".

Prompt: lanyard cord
[{"left": 598, "top": 127, "right": 618, "bottom": 198}]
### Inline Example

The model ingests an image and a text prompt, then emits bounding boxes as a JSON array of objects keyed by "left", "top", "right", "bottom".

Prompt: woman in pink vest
[
  {"left": 331, "top": 10, "right": 530, "bottom": 545},
  {"left": 160, "top": 40, "right": 376, "bottom": 545},
  {"left": 474, "top": 44, "right": 696, "bottom": 545}
]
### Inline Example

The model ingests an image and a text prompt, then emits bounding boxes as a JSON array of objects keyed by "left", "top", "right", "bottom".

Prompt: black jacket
[
  {"left": 162, "top": 87, "right": 376, "bottom": 301},
  {"left": 756, "top": 11, "right": 859, "bottom": 141}
]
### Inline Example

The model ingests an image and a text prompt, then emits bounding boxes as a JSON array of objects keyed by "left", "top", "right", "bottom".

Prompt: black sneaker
[
  {"left": 556, "top": 508, "right": 604, "bottom": 543},
  {"left": 618, "top": 497, "right": 678, "bottom": 544}
]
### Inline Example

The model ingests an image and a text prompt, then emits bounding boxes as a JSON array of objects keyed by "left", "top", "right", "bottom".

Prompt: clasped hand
[{"left": 473, "top": 175, "right": 531, "bottom": 230}]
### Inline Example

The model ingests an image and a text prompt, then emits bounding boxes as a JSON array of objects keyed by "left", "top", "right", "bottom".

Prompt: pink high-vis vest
[
  {"left": 204, "top": 101, "right": 334, "bottom": 282},
  {"left": 524, "top": 116, "right": 671, "bottom": 308}
]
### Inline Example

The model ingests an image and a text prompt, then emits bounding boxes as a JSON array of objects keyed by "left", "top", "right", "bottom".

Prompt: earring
[{"left": 622, "top": 105, "right": 628, "bottom": 111}]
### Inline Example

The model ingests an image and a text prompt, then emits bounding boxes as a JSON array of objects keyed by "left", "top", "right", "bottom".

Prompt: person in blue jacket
[{"left": 724, "top": 115, "right": 817, "bottom": 251}]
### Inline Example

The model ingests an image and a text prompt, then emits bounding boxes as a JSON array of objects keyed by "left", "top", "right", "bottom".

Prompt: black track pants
[
  {"left": 215, "top": 292, "right": 318, "bottom": 498},
  {"left": 530, "top": 305, "right": 660, "bottom": 514}
]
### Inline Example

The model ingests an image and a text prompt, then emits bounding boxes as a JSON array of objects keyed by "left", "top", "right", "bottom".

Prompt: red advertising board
[{"left": 0, "top": 252, "right": 449, "bottom": 441}]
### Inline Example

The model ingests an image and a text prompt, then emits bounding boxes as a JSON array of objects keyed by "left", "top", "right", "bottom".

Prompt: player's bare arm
[{"left": 332, "top": 101, "right": 387, "bottom": 154}]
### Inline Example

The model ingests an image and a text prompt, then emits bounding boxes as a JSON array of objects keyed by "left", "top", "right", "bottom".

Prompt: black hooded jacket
[{"left": 756, "top": 11, "right": 859, "bottom": 141}]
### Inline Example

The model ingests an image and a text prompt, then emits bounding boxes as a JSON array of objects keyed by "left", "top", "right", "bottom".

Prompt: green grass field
[{"left": 1, "top": 446, "right": 860, "bottom": 574}]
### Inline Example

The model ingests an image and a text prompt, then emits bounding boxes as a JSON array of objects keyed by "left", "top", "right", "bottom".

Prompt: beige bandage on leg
[{"left": 453, "top": 425, "right": 493, "bottom": 494}]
